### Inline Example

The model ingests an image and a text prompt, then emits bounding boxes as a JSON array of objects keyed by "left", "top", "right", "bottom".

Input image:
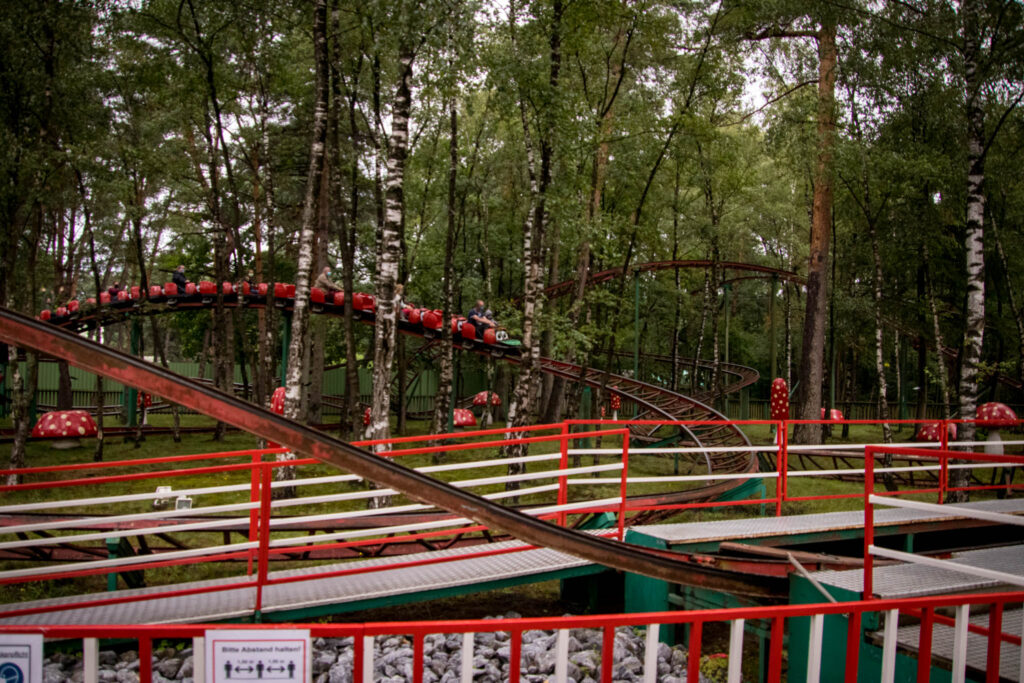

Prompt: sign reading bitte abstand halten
[
  {"left": 0, "top": 634, "right": 43, "bottom": 683},
  {"left": 205, "top": 629, "right": 310, "bottom": 683}
]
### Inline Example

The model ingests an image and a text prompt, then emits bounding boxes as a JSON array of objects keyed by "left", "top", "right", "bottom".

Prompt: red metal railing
[
  {"left": 3, "top": 418, "right": 1022, "bottom": 622},
  {"left": 0, "top": 425, "right": 632, "bottom": 618},
  {"left": 2, "top": 590, "right": 1023, "bottom": 683}
]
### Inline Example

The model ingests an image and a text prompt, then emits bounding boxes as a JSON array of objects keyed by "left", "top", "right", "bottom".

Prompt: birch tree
[{"left": 281, "top": 0, "right": 330, "bottom": 494}]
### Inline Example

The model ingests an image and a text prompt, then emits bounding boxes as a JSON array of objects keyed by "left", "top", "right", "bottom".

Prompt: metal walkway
[
  {"left": 630, "top": 498, "right": 1024, "bottom": 550},
  {"left": 0, "top": 539, "right": 597, "bottom": 626},
  {"left": 812, "top": 543, "right": 1024, "bottom": 599},
  {"left": 886, "top": 607, "right": 1023, "bottom": 682},
  {"left": 6, "top": 500, "right": 1024, "bottom": 626}
]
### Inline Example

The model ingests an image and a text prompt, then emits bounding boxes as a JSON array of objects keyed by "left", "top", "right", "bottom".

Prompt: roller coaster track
[
  {"left": 610, "top": 352, "right": 760, "bottom": 404},
  {"left": 0, "top": 305, "right": 766, "bottom": 594},
  {"left": 33, "top": 290, "right": 755, "bottom": 514},
  {"left": 538, "top": 260, "right": 805, "bottom": 301}
]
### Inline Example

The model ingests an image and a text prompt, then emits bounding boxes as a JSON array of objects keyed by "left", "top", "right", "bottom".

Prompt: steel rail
[
  {"left": 537, "top": 260, "right": 806, "bottom": 301},
  {"left": 38, "top": 291, "right": 754, "bottom": 468},
  {"left": 0, "top": 305, "right": 768, "bottom": 594}
]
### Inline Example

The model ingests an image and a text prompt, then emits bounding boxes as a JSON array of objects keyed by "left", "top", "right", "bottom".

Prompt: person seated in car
[{"left": 467, "top": 299, "right": 497, "bottom": 337}]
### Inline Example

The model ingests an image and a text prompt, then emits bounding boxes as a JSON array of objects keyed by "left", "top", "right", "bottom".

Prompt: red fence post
[
  {"left": 767, "top": 617, "right": 784, "bottom": 682},
  {"left": 413, "top": 633, "right": 424, "bottom": 683},
  {"left": 509, "top": 628, "right": 522, "bottom": 683},
  {"left": 248, "top": 450, "right": 261, "bottom": 576},
  {"left": 139, "top": 636, "right": 152, "bottom": 683},
  {"left": 986, "top": 603, "right": 1003, "bottom": 683},
  {"left": 686, "top": 620, "right": 703, "bottom": 683},
  {"left": 619, "top": 430, "right": 630, "bottom": 541},
  {"left": 844, "top": 612, "right": 861, "bottom": 683},
  {"left": 255, "top": 463, "right": 274, "bottom": 616},
  {"left": 353, "top": 630, "right": 365, "bottom": 683},
  {"left": 916, "top": 607, "right": 933, "bottom": 682},
  {"left": 602, "top": 625, "right": 615, "bottom": 683},
  {"left": 558, "top": 423, "right": 569, "bottom": 527},
  {"left": 864, "top": 447, "right": 876, "bottom": 600},
  {"left": 776, "top": 420, "right": 789, "bottom": 516},
  {"left": 939, "top": 420, "right": 949, "bottom": 503}
]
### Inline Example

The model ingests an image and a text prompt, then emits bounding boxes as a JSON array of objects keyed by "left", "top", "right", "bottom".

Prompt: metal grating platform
[
  {"left": 632, "top": 498, "right": 1024, "bottom": 546},
  {"left": 5, "top": 499, "right": 1023, "bottom": 625},
  {"left": 812, "top": 544, "right": 1024, "bottom": 598},
  {"left": 880, "top": 607, "right": 1023, "bottom": 681},
  {"left": 0, "top": 539, "right": 591, "bottom": 625}
]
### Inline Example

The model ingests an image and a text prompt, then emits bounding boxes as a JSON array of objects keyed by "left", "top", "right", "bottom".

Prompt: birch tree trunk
[
  {"left": 367, "top": 44, "right": 413, "bottom": 508},
  {"left": 430, "top": 94, "right": 458, "bottom": 450},
  {"left": 502, "top": 0, "right": 560, "bottom": 489},
  {"left": 952, "top": 0, "right": 987, "bottom": 499},
  {"left": 281, "top": 0, "right": 330, "bottom": 496},
  {"left": 869, "top": 219, "right": 893, "bottom": 443}
]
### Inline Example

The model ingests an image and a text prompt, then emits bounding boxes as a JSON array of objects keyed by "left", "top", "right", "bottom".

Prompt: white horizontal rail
[
  {"left": 269, "top": 492, "right": 623, "bottom": 549},
  {"left": 788, "top": 465, "right": 942, "bottom": 478},
  {"left": 786, "top": 440, "right": 1024, "bottom": 453},
  {"left": 266, "top": 484, "right": 564, "bottom": 544},
  {"left": 0, "top": 539, "right": 259, "bottom": 580},
  {"left": 418, "top": 452, "right": 561, "bottom": 473},
  {"left": 571, "top": 445, "right": 774, "bottom": 456},
  {"left": 0, "top": 451, "right": 565, "bottom": 515},
  {"left": 0, "top": 513, "right": 258, "bottom": 551},
  {"left": 2, "top": 459, "right": 612, "bottom": 546},
  {"left": 868, "top": 494, "right": 1024, "bottom": 526},
  {"left": 869, "top": 545, "right": 1024, "bottom": 588},
  {"left": 624, "top": 472, "right": 778, "bottom": 484}
]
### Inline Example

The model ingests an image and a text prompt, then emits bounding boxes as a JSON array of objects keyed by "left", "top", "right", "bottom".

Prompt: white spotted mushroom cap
[
  {"left": 977, "top": 402, "right": 1018, "bottom": 429},
  {"left": 769, "top": 378, "right": 789, "bottom": 421},
  {"left": 916, "top": 422, "right": 941, "bottom": 442},
  {"left": 472, "top": 391, "right": 501, "bottom": 407},
  {"left": 270, "top": 387, "right": 286, "bottom": 415},
  {"left": 453, "top": 408, "right": 477, "bottom": 427},
  {"left": 31, "top": 410, "right": 98, "bottom": 438}
]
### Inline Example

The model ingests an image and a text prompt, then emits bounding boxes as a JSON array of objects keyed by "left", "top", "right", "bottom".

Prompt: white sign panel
[
  {"left": 205, "top": 629, "right": 310, "bottom": 683},
  {"left": 0, "top": 634, "right": 44, "bottom": 683}
]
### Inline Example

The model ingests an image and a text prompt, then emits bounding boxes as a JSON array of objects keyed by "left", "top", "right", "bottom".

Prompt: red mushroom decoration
[
  {"left": 820, "top": 408, "right": 844, "bottom": 421},
  {"left": 472, "top": 391, "right": 502, "bottom": 407},
  {"left": 266, "top": 387, "right": 287, "bottom": 449},
  {"left": 363, "top": 407, "right": 371, "bottom": 427},
  {"left": 769, "top": 378, "right": 789, "bottom": 444},
  {"left": 916, "top": 422, "right": 957, "bottom": 443},
  {"left": 610, "top": 393, "right": 622, "bottom": 411},
  {"left": 977, "top": 402, "right": 1017, "bottom": 429},
  {"left": 978, "top": 402, "right": 1018, "bottom": 456},
  {"left": 270, "top": 387, "right": 286, "bottom": 415},
  {"left": 453, "top": 408, "right": 477, "bottom": 428},
  {"left": 769, "top": 379, "right": 789, "bottom": 421},
  {"left": 31, "top": 410, "right": 97, "bottom": 449}
]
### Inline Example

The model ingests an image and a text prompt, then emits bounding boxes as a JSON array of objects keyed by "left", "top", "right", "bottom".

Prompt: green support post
[
  {"left": 0, "top": 349, "right": 8, "bottom": 418},
  {"left": 125, "top": 320, "right": 140, "bottom": 427},
  {"left": 580, "top": 386, "right": 591, "bottom": 449},
  {"left": 633, "top": 269, "right": 639, "bottom": 418},
  {"left": 723, "top": 282, "right": 731, "bottom": 416},
  {"left": 279, "top": 311, "right": 292, "bottom": 388},
  {"left": 769, "top": 275, "right": 777, "bottom": 382}
]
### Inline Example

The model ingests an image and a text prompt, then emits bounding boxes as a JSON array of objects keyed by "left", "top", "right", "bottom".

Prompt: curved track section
[
  {"left": 36, "top": 289, "right": 756, "bottom": 510},
  {"left": 539, "top": 260, "right": 805, "bottom": 301},
  {"left": 0, "top": 305, "right": 760, "bottom": 593},
  {"left": 610, "top": 352, "right": 760, "bottom": 404}
]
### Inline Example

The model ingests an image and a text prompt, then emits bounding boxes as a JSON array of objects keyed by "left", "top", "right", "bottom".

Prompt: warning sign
[
  {"left": 0, "top": 634, "right": 43, "bottom": 683},
  {"left": 205, "top": 630, "right": 310, "bottom": 683}
]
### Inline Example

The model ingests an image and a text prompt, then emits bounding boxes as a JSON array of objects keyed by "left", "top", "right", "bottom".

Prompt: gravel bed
[{"left": 39, "top": 613, "right": 714, "bottom": 683}]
